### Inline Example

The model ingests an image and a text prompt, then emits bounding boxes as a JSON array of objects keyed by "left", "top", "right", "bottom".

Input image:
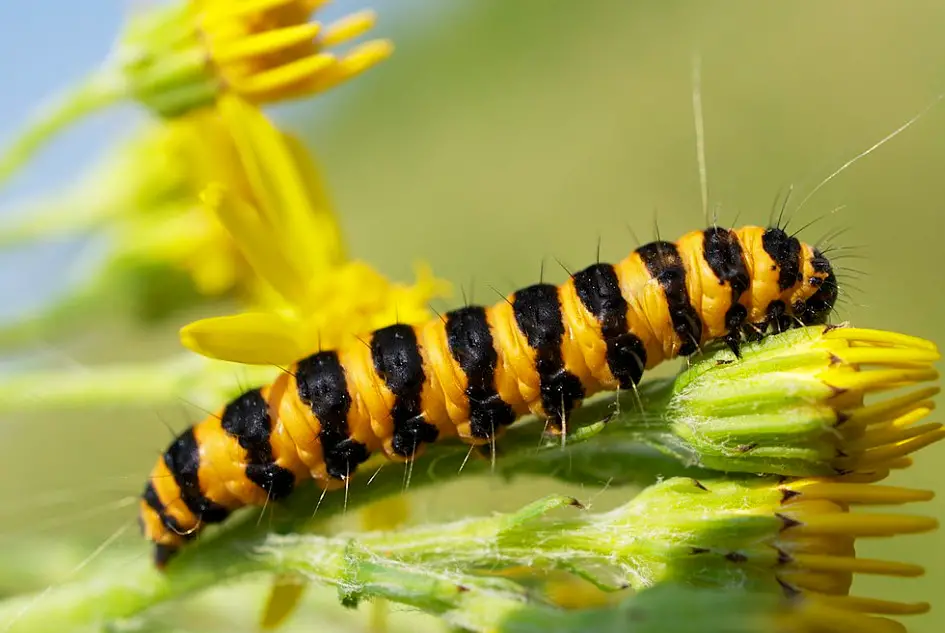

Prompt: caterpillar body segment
[{"left": 140, "top": 225, "right": 838, "bottom": 565}]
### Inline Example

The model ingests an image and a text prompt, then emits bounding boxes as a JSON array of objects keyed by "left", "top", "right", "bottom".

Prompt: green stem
[
  {"left": 0, "top": 69, "right": 127, "bottom": 187},
  {"left": 0, "top": 538, "right": 783, "bottom": 633},
  {"left": 265, "top": 483, "right": 781, "bottom": 594},
  {"left": 0, "top": 278, "right": 115, "bottom": 352},
  {"left": 0, "top": 356, "right": 198, "bottom": 414},
  {"left": 0, "top": 354, "right": 278, "bottom": 414},
  {"left": 0, "top": 163, "right": 154, "bottom": 250}
]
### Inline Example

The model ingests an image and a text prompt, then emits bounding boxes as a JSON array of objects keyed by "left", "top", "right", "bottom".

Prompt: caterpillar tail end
[{"left": 154, "top": 543, "right": 179, "bottom": 571}]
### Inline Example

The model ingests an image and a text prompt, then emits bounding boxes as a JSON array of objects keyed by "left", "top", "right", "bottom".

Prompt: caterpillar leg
[
  {"left": 723, "top": 304, "right": 749, "bottom": 358},
  {"left": 723, "top": 331, "right": 742, "bottom": 358},
  {"left": 388, "top": 414, "right": 440, "bottom": 460}
]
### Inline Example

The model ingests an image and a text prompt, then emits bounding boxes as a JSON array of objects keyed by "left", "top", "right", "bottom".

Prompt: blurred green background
[{"left": 1, "top": 1, "right": 944, "bottom": 631}]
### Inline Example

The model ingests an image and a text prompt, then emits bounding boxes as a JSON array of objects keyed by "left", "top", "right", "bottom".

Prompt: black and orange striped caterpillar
[{"left": 140, "top": 225, "right": 837, "bottom": 566}]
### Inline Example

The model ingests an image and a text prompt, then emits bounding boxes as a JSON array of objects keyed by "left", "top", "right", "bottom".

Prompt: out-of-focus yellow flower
[
  {"left": 180, "top": 95, "right": 448, "bottom": 365},
  {"left": 111, "top": 108, "right": 256, "bottom": 297},
  {"left": 193, "top": 0, "right": 392, "bottom": 104},
  {"left": 0, "top": 0, "right": 391, "bottom": 185},
  {"left": 0, "top": 110, "right": 251, "bottom": 349},
  {"left": 0, "top": 107, "right": 264, "bottom": 347}
]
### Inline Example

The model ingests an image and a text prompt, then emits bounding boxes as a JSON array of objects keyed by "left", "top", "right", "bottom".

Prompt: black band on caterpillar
[
  {"left": 512, "top": 284, "right": 586, "bottom": 427},
  {"left": 636, "top": 241, "right": 703, "bottom": 356},
  {"left": 762, "top": 228, "right": 802, "bottom": 291},
  {"left": 221, "top": 390, "right": 296, "bottom": 500},
  {"left": 445, "top": 307, "right": 516, "bottom": 439},
  {"left": 163, "top": 429, "right": 231, "bottom": 524},
  {"left": 295, "top": 351, "right": 369, "bottom": 479},
  {"left": 371, "top": 325, "right": 440, "bottom": 457},
  {"left": 572, "top": 263, "right": 646, "bottom": 389}
]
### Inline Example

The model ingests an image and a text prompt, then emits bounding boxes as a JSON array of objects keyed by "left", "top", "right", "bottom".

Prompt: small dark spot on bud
[
  {"left": 736, "top": 443, "right": 758, "bottom": 453},
  {"left": 340, "top": 594, "right": 360, "bottom": 609},
  {"left": 690, "top": 547, "right": 710, "bottom": 555},
  {"left": 715, "top": 359, "right": 735, "bottom": 366},
  {"left": 828, "top": 353, "right": 843, "bottom": 366},
  {"left": 826, "top": 384, "right": 848, "bottom": 397},
  {"left": 776, "top": 513, "right": 803, "bottom": 531},
  {"left": 780, "top": 488, "right": 801, "bottom": 503},
  {"left": 725, "top": 551, "right": 749, "bottom": 563},
  {"left": 457, "top": 585, "right": 470, "bottom": 593},
  {"left": 833, "top": 411, "right": 850, "bottom": 427},
  {"left": 776, "top": 578, "right": 802, "bottom": 598}
]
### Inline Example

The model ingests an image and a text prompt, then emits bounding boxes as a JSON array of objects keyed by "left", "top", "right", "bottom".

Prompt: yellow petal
[
  {"left": 217, "top": 94, "right": 305, "bottom": 227},
  {"left": 260, "top": 574, "right": 308, "bottom": 630},
  {"left": 320, "top": 10, "right": 377, "bottom": 47},
  {"left": 306, "top": 40, "right": 393, "bottom": 93},
  {"left": 217, "top": 95, "right": 344, "bottom": 299},
  {"left": 281, "top": 132, "right": 346, "bottom": 263},
  {"left": 180, "top": 312, "right": 305, "bottom": 365},
  {"left": 231, "top": 52, "right": 335, "bottom": 98},
  {"left": 211, "top": 23, "right": 322, "bottom": 64},
  {"left": 200, "top": 183, "right": 308, "bottom": 306}
]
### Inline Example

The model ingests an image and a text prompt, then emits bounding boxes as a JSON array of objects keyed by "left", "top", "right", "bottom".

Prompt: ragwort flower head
[
  {"left": 180, "top": 95, "right": 448, "bottom": 366},
  {"left": 192, "top": 0, "right": 392, "bottom": 105},
  {"left": 118, "top": 0, "right": 392, "bottom": 115},
  {"left": 545, "top": 476, "right": 937, "bottom": 633},
  {"left": 0, "top": 0, "right": 390, "bottom": 185},
  {"left": 649, "top": 325, "right": 943, "bottom": 476}
]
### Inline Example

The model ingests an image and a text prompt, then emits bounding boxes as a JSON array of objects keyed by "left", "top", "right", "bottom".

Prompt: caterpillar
[{"left": 140, "top": 225, "right": 837, "bottom": 566}]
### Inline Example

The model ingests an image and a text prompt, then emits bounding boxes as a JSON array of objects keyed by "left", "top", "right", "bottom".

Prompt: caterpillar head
[{"left": 794, "top": 245, "right": 838, "bottom": 325}]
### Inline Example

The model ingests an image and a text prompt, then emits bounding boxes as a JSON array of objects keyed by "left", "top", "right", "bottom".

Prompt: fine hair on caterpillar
[{"left": 139, "top": 224, "right": 838, "bottom": 567}]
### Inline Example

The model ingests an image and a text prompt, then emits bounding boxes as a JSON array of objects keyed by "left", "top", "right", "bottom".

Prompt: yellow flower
[
  {"left": 0, "top": 0, "right": 391, "bottom": 185},
  {"left": 112, "top": 108, "right": 256, "bottom": 297},
  {"left": 194, "top": 0, "right": 393, "bottom": 104},
  {"left": 180, "top": 94, "right": 449, "bottom": 365},
  {"left": 631, "top": 475, "right": 937, "bottom": 625},
  {"left": 459, "top": 476, "right": 937, "bottom": 631},
  {"left": 0, "top": 109, "right": 259, "bottom": 349},
  {"left": 116, "top": 0, "right": 393, "bottom": 114},
  {"left": 0, "top": 104, "right": 280, "bottom": 347}
]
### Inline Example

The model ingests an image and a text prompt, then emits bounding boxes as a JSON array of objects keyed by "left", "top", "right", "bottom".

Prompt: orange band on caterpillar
[{"left": 140, "top": 225, "right": 837, "bottom": 566}]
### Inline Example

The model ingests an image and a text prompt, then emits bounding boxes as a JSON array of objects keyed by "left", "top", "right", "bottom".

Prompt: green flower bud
[{"left": 611, "top": 325, "right": 942, "bottom": 476}]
